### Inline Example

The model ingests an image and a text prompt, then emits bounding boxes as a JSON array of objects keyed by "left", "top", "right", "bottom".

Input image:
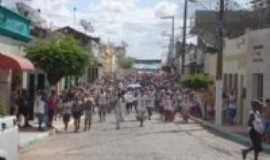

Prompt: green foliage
[
  {"left": 180, "top": 73, "right": 213, "bottom": 89},
  {"left": 161, "top": 65, "right": 172, "bottom": 73},
  {"left": 25, "top": 34, "right": 92, "bottom": 85},
  {"left": 118, "top": 56, "right": 134, "bottom": 69},
  {"left": 0, "top": 97, "right": 7, "bottom": 117}
]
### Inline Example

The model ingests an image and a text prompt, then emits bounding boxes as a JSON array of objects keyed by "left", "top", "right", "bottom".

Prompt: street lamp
[{"left": 160, "top": 16, "right": 175, "bottom": 66}]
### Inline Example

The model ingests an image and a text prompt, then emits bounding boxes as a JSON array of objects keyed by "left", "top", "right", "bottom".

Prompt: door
[{"left": 252, "top": 73, "right": 264, "bottom": 101}]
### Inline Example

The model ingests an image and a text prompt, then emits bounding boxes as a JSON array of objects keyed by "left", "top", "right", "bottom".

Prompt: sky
[{"left": 3, "top": 0, "right": 251, "bottom": 59}]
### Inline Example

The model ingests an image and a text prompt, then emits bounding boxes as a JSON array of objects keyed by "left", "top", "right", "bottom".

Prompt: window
[{"left": 252, "top": 73, "right": 264, "bottom": 101}]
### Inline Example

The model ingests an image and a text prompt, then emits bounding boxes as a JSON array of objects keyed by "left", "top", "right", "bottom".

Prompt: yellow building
[{"left": 99, "top": 44, "right": 126, "bottom": 77}]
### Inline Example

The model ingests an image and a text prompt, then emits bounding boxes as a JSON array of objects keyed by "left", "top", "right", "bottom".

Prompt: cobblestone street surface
[{"left": 20, "top": 114, "right": 270, "bottom": 160}]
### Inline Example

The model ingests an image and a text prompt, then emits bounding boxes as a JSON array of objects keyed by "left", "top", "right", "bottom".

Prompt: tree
[
  {"left": 180, "top": 73, "right": 213, "bottom": 89},
  {"left": 118, "top": 56, "right": 134, "bottom": 70},
  {"left": 25, "top": 34, "right": 92, "bottom": 85}
]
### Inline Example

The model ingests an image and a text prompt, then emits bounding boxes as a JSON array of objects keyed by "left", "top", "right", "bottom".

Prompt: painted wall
[
  {"left": 223, "top": 35, "right": 248, "bottom": 125},
  {"left": 0, "top": 34, "right": 28, "bottom": 110},
  {"left": 246, "top": 28, "right": 270, "bottom": 124},
  {"left": 203, "top": 53, "right": 217, "bottom": 78}
]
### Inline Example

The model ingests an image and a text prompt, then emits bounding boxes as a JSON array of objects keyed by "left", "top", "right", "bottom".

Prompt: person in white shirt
[
  {"left": 115, "top": 92, "right": 125, "bottom": 130},
  {"left": 181, "top": 94, "right": 193, "bottom": 123},
  {"left": 34, "top": 92, "right": 46, "bottom": 131},
  {"left": 98, "top": 90, "right": 107, "bottom": 122},
  {"left": 124, "top": 91, "right": 134, "bottom": 114},
  {"left": 162, "top": 94, "right": 174, "bottom": 122},
  {"left": 146, "top": 90, "right": 155, "bottom": 120},
  {"left": 62, "top": 98, "right": 73, "bottom": 132},
  {"left": 137, "top": 91, "right": 147, "bottom": 127}
]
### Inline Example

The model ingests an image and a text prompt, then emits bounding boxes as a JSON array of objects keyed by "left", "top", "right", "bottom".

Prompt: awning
[{"left": 0, "top": 53, "right": 34, "bottom": 72}]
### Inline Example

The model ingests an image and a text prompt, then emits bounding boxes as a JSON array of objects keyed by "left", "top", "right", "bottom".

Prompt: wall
[
  {"left": 223, "top": 35, "right": 248, "bottom": 125},
  {"left": 203, "top": 53, "right": 217, "bottom": 78},
  {"left": 246, "top": 28, "right": 270, "bottom": 124},
  {"left": 0, "top": 34, "right": 25, "bottom": 55},
  {"left": 0, "top": 34, "right": 27, "bottom": 111}
]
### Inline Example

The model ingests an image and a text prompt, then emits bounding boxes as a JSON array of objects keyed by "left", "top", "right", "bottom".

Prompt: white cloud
[
  {"left": 154, "top": 1, "right": 177, "bottom": 17},
  {"left": 4, "top": 0, "right": 183, "bottom": 59}
]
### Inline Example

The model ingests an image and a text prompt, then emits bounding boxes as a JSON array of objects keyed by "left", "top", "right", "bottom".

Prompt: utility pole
[
  {"left": 172, "top": 17, "right": 175, "bottom": 59},
  {"left": 215, "top": 0, "right": 225, "bottom": 125},
  {"left": 181, "top": 0, "right": 188, "bottom": 74},
  {"left": 161, "top": 16, "right": 175, "bottom": 66},
  {"left": 73, "top": 7, "right": 77, "bottom": 25}
]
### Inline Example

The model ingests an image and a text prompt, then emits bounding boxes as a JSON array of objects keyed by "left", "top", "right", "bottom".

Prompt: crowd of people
[
  {"left": 9, "top": 74, "right": 204, "bottom": 132},
  {"left": 8, "top": 72, "right": 270, "bottom": 160}
]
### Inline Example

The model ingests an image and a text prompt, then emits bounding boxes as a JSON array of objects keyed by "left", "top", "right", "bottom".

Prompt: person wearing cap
[{"left": 242, "top": 100, "right": 264, "bottom": 160}]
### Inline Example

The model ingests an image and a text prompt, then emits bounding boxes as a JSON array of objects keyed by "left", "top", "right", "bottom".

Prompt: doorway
[{"left": 252, "top": 73, "right": 264, "bottom": 101}]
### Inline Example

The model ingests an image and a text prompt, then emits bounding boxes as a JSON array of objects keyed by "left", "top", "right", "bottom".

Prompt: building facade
[
  {"left": 218, "top": 28, "right": 270, "bottom": 126},
  {"left": 56, "top": 26, "right": 100, "bottom": 88},
  {"left": 246, "top": 28, "right": 270, "bottom": 123},
  {"left": 223, "top": 35, "right": 248, "bottom": 125},
  {"left": 0, "top": 6, "right": 33, "bottom": 113},
  {"left": 99, "top": 43, "right": 127, "bottom": 76}
]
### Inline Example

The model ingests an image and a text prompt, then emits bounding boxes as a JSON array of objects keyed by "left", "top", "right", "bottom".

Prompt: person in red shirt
[{"left": 47, "top": 90, "right": 58, "bottom": 128}]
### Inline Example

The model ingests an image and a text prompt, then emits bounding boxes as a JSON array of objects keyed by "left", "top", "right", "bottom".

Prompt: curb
[
  {"left": 191, "top": 117, "right": 270, "bottom": 154},
  {"left": 18, "top": 128, "right": 57, "bottom": 149},
  {"left": 19, "top": 132, "right": 50, "bottom": 149}
]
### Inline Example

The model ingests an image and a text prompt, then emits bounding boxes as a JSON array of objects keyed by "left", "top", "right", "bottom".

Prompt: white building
[
  {"left": 0, "top": 6, "right": 33, "bottom": 113},
  {"left": 222, "top": 28, "right": 270, "bottom": 126}
]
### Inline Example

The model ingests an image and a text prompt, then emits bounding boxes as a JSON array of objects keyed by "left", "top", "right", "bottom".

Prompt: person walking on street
[
  {"left": 202, "top": 88, "right": 212, "bottom": 120},
  {"left": 98, "top": 90, "right": 107, "bottom": 122},
  {"left": 263, "top": 99, "right": 270, "bottom": 143},
  {"left": 72, "top": 98, "right": 83, "bottom": 132},
  {"left": 133, "top": 91, "right": 138, "bottom": 113},
  {"left": 34, "top": 92, "right": 46, "bottom": 131},
  {"left": 17, "top": 89, "right": 31, "bottom": 128},
  {"left": 181, "top": 93, "right": 192, "bottom": 123},
  {"left": 226, "top": 90, "right": 237, "bottom": 125},
  {"left": 62, "top": 97, "right": 73, "bottom": 132},
  {"left": 124, "top": 91, "right": 134, "bottom": 114},
  {"left": 137, "top": 90, "right": 147, "bottom": 127},
  {"left": 84, "top": 95, "right": 94, "bottom": 131},
  {"left": 242, "top": 100, "right": 264, "bottom": 160},
  {"left": 147, "top": 90, "right": 155, "bottom": 120},
  {"left": 47, "top": 90, "right": 58, "bottom": 128},
  {"left": 162, "top": 93, "right": 174, "bottom": 122},
  {"left": 115, "top": 92, "right": 124, "bottom": 130}
]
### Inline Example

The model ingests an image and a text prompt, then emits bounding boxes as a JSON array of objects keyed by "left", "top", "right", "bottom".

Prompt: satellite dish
[{"left": 80, "top": 19, "right": 94, "bottom": 33}]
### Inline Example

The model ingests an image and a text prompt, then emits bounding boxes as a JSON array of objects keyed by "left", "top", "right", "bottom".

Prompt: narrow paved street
[{"left": 20, "top": 114, "right": 269, "bottom": 160}]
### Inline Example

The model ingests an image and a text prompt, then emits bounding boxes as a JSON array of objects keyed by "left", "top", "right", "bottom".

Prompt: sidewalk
[
  {"left": 191, "top": 116, "right": 270, "bottom": 154},
  {"left": 19, "top": 119, "right": 64, "bottom": 149}
]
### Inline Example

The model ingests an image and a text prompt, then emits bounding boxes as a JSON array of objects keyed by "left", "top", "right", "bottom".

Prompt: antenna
[{"left": 73, "top": 7, "right": 77, "bottom": 25}]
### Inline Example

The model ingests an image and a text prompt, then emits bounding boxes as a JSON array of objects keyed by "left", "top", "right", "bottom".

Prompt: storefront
[{"left": 0, "top": 6, "right": 33, "bottom": 114}]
